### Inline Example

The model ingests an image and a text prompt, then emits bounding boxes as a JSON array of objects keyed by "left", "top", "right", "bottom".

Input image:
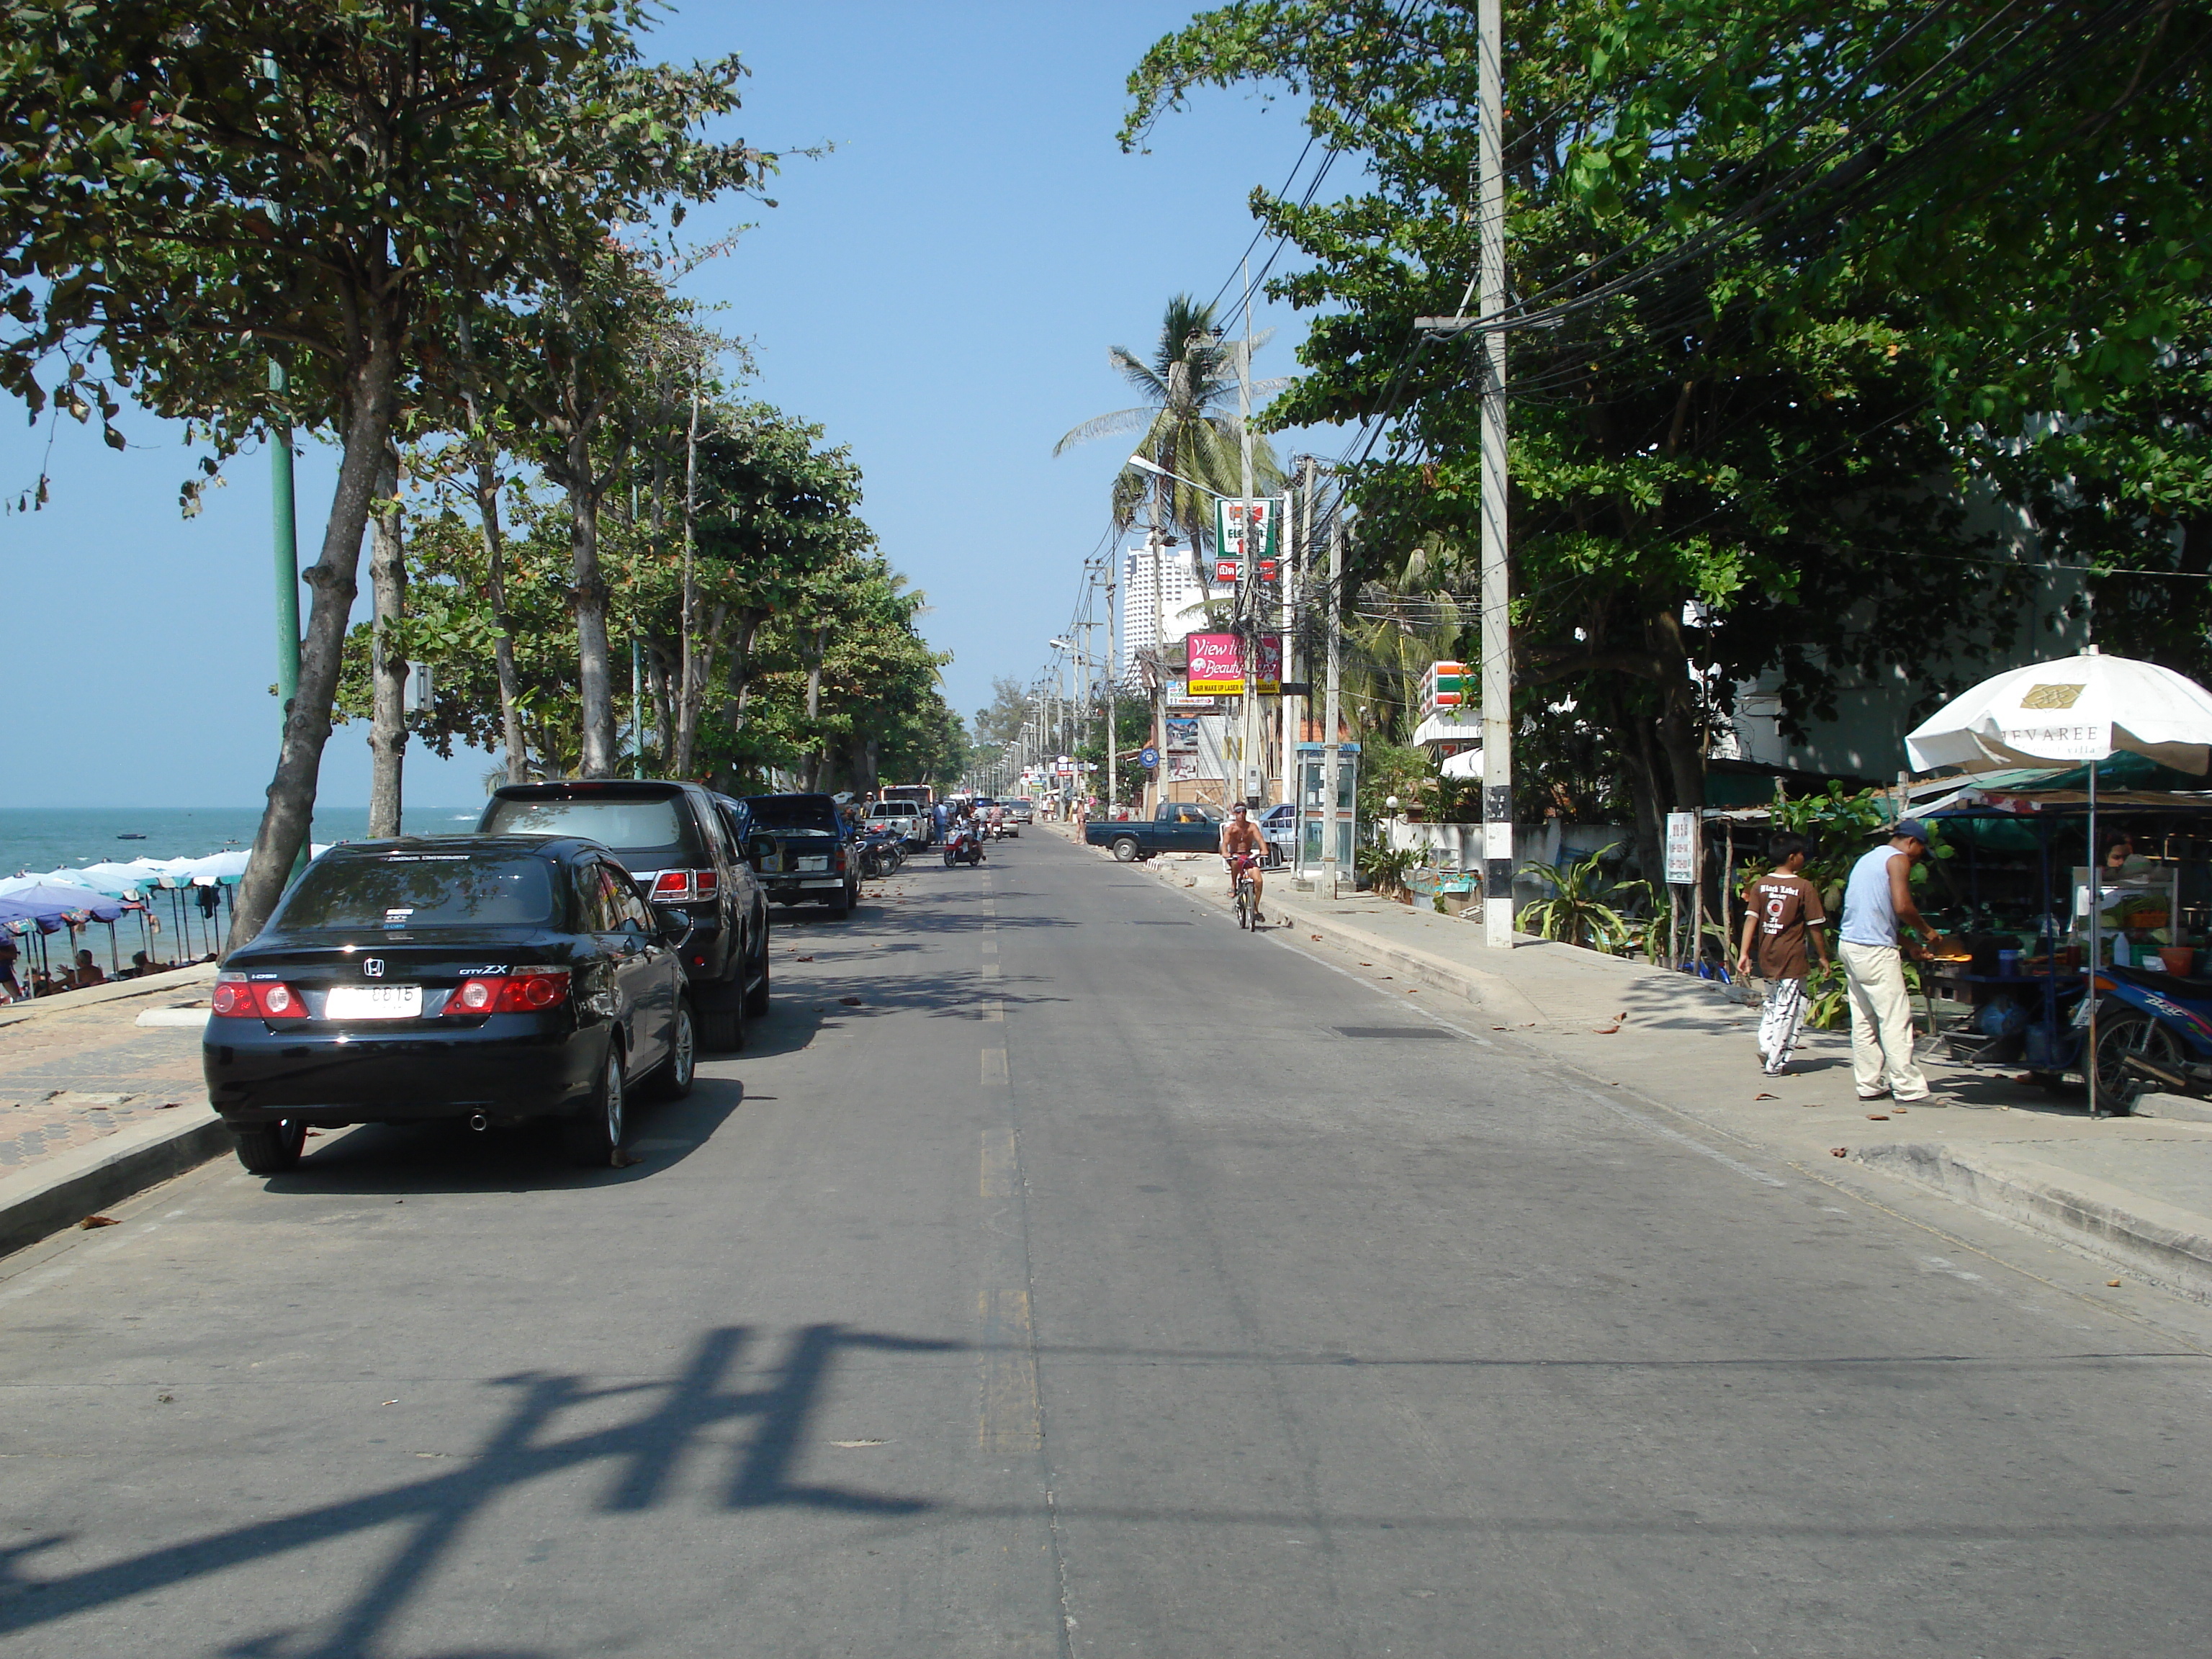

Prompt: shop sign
[{"left": 1184, "top": 632, "right": 1284, "bottom": 696}]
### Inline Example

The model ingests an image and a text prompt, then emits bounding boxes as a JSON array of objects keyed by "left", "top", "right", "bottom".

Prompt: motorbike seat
[{"left": 2103, "top": 961, "right": 2212, "bottom": 999}]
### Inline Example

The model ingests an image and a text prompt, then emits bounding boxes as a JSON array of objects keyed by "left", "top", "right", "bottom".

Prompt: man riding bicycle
[{"left": 1220, "top": 801, "right": 1267, "bottom": 923}]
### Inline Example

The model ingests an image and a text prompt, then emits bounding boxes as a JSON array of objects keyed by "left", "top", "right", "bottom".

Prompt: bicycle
[{"left": 1231, "top": 853, "right": 1262, "bottom": 932}]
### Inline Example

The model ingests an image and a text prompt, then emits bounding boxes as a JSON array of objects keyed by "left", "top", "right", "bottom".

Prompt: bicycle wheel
[{"left": 1235, "top": 879, "right": 1251, "bottom": 931}]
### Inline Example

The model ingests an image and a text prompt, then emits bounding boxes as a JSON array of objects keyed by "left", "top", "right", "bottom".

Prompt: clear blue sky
[{"left": 0, "top": 1, "right": 1328, "bottom": 809}]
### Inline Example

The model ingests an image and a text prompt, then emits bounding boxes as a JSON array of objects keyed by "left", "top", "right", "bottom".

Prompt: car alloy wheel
[
  {"left": 233, "top": 1118, "right": 306, "bottom": 1174},
  {"left": 652, "top": 1000, "right": 697, "bottom": 1100},
  {"left": 565, "top": 1044, "right": 627, "bottom": 1167}
]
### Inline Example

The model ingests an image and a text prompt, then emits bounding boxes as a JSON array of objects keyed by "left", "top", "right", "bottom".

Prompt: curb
[
  {"left": 0, "top": 1105, "right": 233, "bottom": 1260},
  {"left": 1852, "top": 1141, "right": 2212, "bottom": 1302}
]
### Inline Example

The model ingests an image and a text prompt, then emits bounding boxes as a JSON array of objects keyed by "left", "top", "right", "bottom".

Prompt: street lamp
[{"left": 1126, "top": 453, "right": 1228, "bottom": 500}]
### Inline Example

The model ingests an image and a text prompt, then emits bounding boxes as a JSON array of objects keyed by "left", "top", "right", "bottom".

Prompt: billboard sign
[
  {"left": 1163, "top": 717, "right": 1200, "bottom": 752},
  {"left": 1183, "top": 631, "right": 1283, "bottom": 696},
  {"left": 1664, "top": 811, "right": 1700, "bottom": 886}
]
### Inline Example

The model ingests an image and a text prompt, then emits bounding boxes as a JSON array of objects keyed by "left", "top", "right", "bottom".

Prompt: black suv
[{"left": 479, "top": 781, "right": 770, "bottom": 1050}]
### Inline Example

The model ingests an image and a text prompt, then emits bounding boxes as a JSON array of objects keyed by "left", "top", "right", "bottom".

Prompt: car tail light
[
  {"left": 650, "top": 869, "right": 717, "bottom": 903},
  {"left": 446, "top": 968, "right": 571, "bottom": 1016},
  {"left": 212, "top": 974, "right": 307, "bottom": 1020},
  {"left": 834, "top": 848, "right": 848, "bottom": 873}
]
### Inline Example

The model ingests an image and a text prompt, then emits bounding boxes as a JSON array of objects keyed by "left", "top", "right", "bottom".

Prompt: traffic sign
[{"left": 1139, "top": 746, "right": 1159, "bottom": 770}]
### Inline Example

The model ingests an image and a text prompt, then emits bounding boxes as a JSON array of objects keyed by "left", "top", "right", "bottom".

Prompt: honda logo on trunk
[{"left": 364, "top": 958, "right": 385, "bottom": 978}]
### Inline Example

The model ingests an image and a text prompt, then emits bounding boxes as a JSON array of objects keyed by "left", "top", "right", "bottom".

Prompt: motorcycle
[
  {"left": 983, "top": 817, "right": 1010, "bottom": 841},
  {"left": 2080, "top": 961, "right": 2212, "bottom": 1108},
  {"left": 857, "top": 829, "right": 905, "bottom": 879},
  {"left": 944, "top": 823, "right": 984, "bottom": 867}
]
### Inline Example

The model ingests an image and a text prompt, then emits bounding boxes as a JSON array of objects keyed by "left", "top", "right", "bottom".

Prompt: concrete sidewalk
[
  {"left": 1112, "top": 838, "right": 2212, "bottom": 1303},
  {"left": 0, "top": 965, "right": 228, "bottom": 1256}
]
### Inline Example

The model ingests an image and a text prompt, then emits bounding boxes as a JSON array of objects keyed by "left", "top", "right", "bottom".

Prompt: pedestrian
[
  {"left": 1735, "top": 832, "right": 1830, "bottom": 1077},
  {"left": 0, "top": 935, "right": 20, "bottom": 1004},
  {"left": 1838, "top": 819, "right": 1945, "bottom": 1103}
]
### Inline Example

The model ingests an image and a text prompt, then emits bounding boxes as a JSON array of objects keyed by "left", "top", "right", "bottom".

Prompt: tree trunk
[
  {"left": 228, "top": 325, "right": 401, "bottom": 953},
  {"left": 569, "top": 420, "right": 616, "bottom": 777},
  {"left": 367, "top": 444, "right": 408, "bottom": 837},
  {"left": 474, "top": 454, "right": 529, "bottom": 786}
]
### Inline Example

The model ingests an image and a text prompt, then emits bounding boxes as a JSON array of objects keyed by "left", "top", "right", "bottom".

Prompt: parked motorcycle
[
  {"left": 944, "top": 823, "right": 984, "bottom": 867},
  {"left": 858, "top": 829, "right": 905, "bottom": 879},
  {"left": 2083, "top": 961, "right": 2212, "bottom": 1108}
]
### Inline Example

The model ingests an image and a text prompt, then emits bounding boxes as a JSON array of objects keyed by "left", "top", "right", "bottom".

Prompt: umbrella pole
[{"left": 2087, "top": 761, "right": 2100, "bottom": 1120}]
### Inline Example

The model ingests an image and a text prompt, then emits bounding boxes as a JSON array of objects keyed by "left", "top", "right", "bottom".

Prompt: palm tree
[{"left": 1055, "top": 295, "right": 1288, "bottom": 560}]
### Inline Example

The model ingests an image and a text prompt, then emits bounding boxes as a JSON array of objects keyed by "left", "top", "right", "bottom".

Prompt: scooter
[
  {"left": 944, "top": 823, "right": 984, "bottom": 868},
  {"left": 2085, "top": 961, "right": 2212, "bottom": 1108}
]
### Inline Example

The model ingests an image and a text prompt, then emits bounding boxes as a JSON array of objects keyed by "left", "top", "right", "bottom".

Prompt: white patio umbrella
[
  {"left": 1440, "top": 746, "right": 1483, "bottom": 780},
  {"left": 1905, "top": 647, "right": 2212, "bottom": 1115}
]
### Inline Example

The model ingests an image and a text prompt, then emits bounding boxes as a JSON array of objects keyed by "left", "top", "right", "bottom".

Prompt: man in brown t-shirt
[{"left": 1735, "top": 832, "right": 1830, "bottom": 1077}]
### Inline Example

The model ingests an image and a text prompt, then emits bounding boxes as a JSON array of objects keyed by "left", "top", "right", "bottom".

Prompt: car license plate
[
  {"left": 797, "top": 856, "right": 829, "bottom": 872},
  {"left": 325, "top": 984, "right": 423, "bottom": 1020}
]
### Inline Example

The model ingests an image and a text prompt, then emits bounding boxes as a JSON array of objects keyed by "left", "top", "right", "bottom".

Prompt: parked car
[
  {"left": 866, "top": 799, "right": 930, "bottom": 848},
  {"left": 204, "top": 836, "right": 691, "bottom": 1173},
  {"left": 742, "top": 792, "right": 860, "bottom": 915},
  {"left": 1006, "top": 799, "right": 1036, "bottom": 825},
  {"left": 1260, "top": 803, "right": 1297, "bottom": 866},
  {"left": 478, "top": 779, "right": 768, "bottom": 1051},
  {"left": 1084, "top": 801, "right": 1225, "bottom": 862}
]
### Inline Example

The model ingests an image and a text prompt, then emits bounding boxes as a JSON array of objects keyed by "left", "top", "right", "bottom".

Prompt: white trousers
[
  {"left": 1839, "top": 942, "right": 1928, "bottom": 1100},
  {"left": 1757, "top": 976, "right": 1809, "bottom": 1073}
]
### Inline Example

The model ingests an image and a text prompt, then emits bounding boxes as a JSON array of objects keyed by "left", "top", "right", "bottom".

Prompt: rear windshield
[
  {"left": 274, "top": 853, "right": 557, "bottom": 931},
  {"left": 482, "top": 795, "right": 685, "bottom": 849},
  {"left": 745, "top": 796, "right": 841, "bottom": 831}
]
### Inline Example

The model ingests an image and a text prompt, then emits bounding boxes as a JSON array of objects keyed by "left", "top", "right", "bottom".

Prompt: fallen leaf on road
[
  {"left": 1753, "top": 1092, "right": 1777, "bottom": 1101},
  {"left": 1866, "top": 1112, "right": 1889, "bottom": 1120},
  {"left": 1359, "top": 961, "right": 1372, "bottom": 966},
  {"left": 2107, "top": 1280, "right": 2122, "bottom": 1288},
  {"left": 381, "top": 1399, "right": 398, "bottom": 1406},
  {"left": 156, "top": 1393, "right": 174, "bottom": 1403},
  {"left": 78, "top": 1215, "right": 117, "bottom": 1229},
  {"left": 1890, "top": 1107, "right": 1907, "bottom": 1115},
  {"left": 1310, "top": 934, "right": 1323, "bottom": 941},
  {"left": 1493, "top": 1026, "right": 1506, "bottom": 1030},
  {"left": 1593, "top": 1024, "right": 1619, "bottom": 1034},
  {"left": 305, "top": 1130, "right": 323, "bottom": 1138},
  {"left": 611, "top": 1151, "right": 642, "bottom": 1168},
  {"left": 837, "top": 996, "right": 862, "bottom": 1006},
  {"left": 1830, "top": 1147, "right": 1848, "bottom": 1157},
  {"left": 158, "top": 1102, "right": 181, "bottom": 1110},
  {"left": 795, "top": 956, "right": 814, "bottom": 963},
  {"left": 828, "top": 1439, "right": 888, "bottom": 1448}
]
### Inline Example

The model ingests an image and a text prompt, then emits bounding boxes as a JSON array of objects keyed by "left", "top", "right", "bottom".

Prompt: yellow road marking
[
  {"left": 981, "top": 1127, "right": 1015, "bottom": 1197},
  {"left": 979, "top": 1287, "right": 1041, "bottom": 1452}
]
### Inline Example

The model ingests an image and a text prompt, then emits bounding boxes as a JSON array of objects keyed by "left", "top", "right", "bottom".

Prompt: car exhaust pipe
[{"left": 468, "top": 1112, "right": 489, "bottom": 1133}]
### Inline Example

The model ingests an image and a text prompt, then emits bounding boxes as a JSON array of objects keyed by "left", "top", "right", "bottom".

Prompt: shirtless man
[{"left": 1220, "top": 801, "right": 1267, "bottom": 923}]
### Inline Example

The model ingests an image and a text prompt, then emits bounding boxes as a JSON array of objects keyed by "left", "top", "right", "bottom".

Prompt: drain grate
[{"left": 1335, "top": 1025, "right": 1456, "bottom": 1039}]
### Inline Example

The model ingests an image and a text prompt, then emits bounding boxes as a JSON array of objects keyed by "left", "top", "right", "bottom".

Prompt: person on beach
[
  {"left": 0, "top": 937, "right": 20, "bottom": 1002},
  {"left": 69, "top": 949, "right": 106, "bottom": 989},
  {"left": 1735, "top": 832, "right": 1830, "bottom": 1077},
  {"left": 1838, "top": 819, "right": 1944, "bottom": 1103}
]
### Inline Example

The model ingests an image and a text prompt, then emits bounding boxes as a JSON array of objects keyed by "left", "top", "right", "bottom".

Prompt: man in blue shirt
[{"left": 1838, "top": 819, "right": 1946, "bottom": 1102}]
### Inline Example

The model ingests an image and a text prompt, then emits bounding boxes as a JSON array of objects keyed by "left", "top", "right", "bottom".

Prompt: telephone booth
[{"left": 1293, "top": 742, "right": 1359, "bottom": 880}]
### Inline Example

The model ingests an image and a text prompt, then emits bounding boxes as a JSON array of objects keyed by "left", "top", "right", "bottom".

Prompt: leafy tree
[
  {"left": 0, "top": 0, "right": 764, "bottom": 944},
  {"left": 1124, "top": 0, "right": 2212, "bottom": 868}
]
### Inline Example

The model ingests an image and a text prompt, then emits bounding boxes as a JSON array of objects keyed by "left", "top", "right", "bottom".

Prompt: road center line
[{"left": 981, "top": 1048, "right": 1009, "bottom": 1086}]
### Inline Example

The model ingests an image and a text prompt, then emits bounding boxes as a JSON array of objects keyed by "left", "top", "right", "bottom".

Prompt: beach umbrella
[{"left": 1905, "top": 647, "right": 2212, "bottom": 1115}]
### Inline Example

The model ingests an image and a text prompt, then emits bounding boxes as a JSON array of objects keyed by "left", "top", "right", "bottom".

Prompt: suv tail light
[
  {"left": 212, "top": 974, "right": 307, "bottom": 1020},
  {"left": 445, "top": 968, "right": 570, "bottom": 1016},
  {"left": 650, "top": 869, "right": 719, "bottom": 903}
]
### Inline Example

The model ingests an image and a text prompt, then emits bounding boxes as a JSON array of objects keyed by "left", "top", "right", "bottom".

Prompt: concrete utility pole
[
  {"left": 1323, "top": 506, "right": 1344, "bottom": 900},
  {"left": 1418, "top": 0, "right": 1511, "bottom": 946},
  {"left": 1105, "top": 561, "right": 1119, "bottom": 816},
  {"left": 1236, "top": 260, "right": 1260, "bottom": 808}
]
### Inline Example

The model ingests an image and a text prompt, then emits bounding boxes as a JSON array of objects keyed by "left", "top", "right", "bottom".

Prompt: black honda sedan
[{"left": 204, "top": 836, "right": 693, "bottom": 1174}]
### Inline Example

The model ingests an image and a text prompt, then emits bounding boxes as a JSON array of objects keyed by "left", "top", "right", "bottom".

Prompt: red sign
[{"left": 1257, "top": 559, "right": 1279, "bottom": 582}]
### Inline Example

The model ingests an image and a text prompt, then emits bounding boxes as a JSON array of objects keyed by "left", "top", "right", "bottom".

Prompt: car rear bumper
[{"left": 204, "top": 1016, "right": 602, "bottom": 1126}]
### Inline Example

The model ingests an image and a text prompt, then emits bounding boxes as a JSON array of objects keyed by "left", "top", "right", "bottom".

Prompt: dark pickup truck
[
  {"left": 1085, "top": 802, "right": 1225, "bottom": 863},
  {"left": 737, "top": 792, "right": 860, "bottom": 917}
]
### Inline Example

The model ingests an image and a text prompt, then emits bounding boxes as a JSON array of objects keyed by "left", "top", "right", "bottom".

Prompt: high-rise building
[{"left": 1120, "top": 541, "right": 1207, "bottom": 683}]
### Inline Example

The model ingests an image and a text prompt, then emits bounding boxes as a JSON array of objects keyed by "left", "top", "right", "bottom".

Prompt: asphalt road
[{"left": 2, "top": 830, "right": 2209, "bottom": 1658}]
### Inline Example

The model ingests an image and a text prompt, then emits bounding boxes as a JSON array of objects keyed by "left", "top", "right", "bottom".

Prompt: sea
[{"left": 0, "top": 806, "right": 489, "bottom": 879}]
